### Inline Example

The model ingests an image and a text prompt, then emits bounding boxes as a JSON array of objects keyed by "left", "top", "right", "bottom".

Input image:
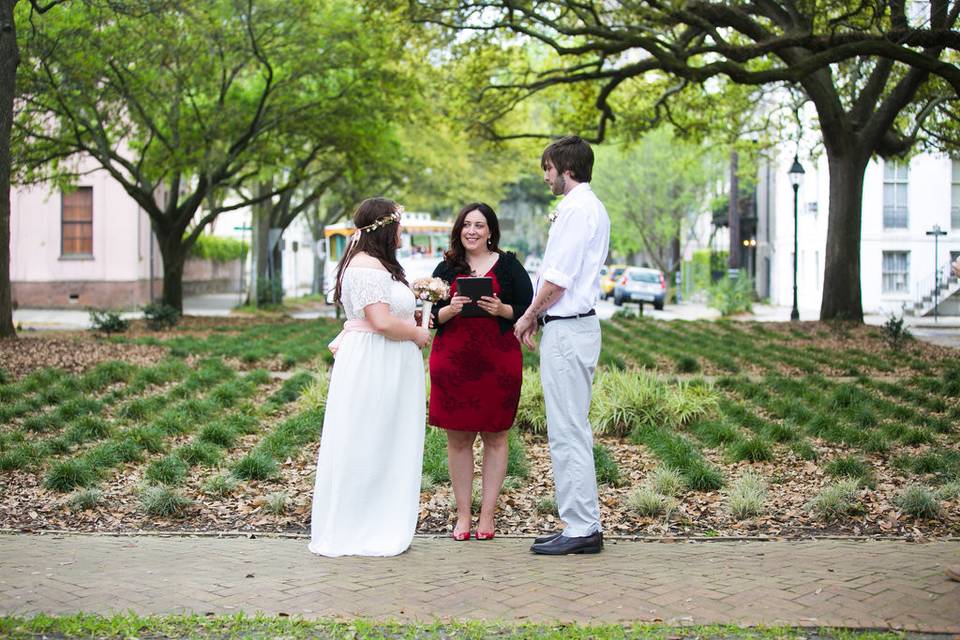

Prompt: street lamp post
[
  {"left": 788, "top": 156, "right": 806, "bottom": 321},
  {"left": 926, "top": 224, "right": 948, "bottom": 322}
]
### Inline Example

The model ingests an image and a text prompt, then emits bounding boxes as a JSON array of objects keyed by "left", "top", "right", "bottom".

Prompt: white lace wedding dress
[{"left": 308, "top": 267, "right": 426, "bottom": 557}]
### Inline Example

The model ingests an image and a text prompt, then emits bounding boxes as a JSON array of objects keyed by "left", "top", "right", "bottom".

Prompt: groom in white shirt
[{"left": 514, "top": 136, "right": 610, "bottom": 555}]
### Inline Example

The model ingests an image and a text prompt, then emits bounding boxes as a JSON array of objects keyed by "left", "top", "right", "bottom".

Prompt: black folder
[{"left": 457, "top": 277, "right": 494, "bottom": 317}]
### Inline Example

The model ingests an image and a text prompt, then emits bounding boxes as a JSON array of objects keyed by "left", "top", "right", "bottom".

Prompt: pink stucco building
[{"left": 11, "top": 161, "right": 239, "bottom": 309}]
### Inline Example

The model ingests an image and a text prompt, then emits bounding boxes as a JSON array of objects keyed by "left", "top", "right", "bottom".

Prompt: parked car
[
  {"left": 599, "top": 264, "right": 628, "bottom": 299},
  {"left": 613, "top": 267, "right": 666, "bottom": 310}
]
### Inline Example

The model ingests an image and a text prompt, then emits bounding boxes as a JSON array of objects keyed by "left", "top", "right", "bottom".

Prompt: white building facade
[{"left": 755, "top": 151, "right": 960, "bottom": 316}]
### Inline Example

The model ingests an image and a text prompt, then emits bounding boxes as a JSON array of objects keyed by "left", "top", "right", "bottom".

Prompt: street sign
[{"left": 233, "top": 225, "right": 253, "bottom": 231}]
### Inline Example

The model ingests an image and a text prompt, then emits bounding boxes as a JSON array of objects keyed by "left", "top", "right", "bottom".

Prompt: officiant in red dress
[{"left": 428, "top": 202, "right": 533, "bottom": 542}]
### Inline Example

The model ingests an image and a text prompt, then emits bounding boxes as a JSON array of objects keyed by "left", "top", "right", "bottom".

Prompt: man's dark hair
[{"left": 541, "top": 136, "right": 594, "bottom": 183}]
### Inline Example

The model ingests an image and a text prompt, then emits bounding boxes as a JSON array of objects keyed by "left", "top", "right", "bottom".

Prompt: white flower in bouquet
[
  {"left": 411, "top": 277, "right": 450, "bottom": 328},
  {"left": 412, "top": 277, "right": 450, "bottom": 304}
]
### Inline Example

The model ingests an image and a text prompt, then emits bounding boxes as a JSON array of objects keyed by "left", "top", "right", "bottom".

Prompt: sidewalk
[{"left": 1, "top": 534, "right": 957, "bottom": 631}]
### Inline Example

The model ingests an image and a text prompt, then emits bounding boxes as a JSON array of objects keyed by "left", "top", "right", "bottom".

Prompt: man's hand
[{"left": 514, "top": 312, "right": 539, "bottom": 350}]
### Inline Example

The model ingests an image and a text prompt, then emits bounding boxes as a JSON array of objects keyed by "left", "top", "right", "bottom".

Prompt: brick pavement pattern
[{"left": 0, "top": 534, "right": 958, "bottom": 632}]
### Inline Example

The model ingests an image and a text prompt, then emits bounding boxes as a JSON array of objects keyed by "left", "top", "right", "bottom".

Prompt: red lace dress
[{"left": 428, "top": 268, "right": 523, "bottom": 432}]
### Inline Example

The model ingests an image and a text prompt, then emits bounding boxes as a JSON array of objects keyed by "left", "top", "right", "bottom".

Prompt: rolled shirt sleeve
[{"left": 541, "top": 204, "right": 597, "bottom": 291}]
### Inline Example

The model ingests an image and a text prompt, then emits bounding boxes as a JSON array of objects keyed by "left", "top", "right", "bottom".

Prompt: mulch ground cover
[{"left": 1, "top": 316, "right": 957, "bottom": 540}]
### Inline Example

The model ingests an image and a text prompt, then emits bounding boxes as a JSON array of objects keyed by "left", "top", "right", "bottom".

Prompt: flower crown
[{"left": 356, "top": 206, "right": 403, "bottom": 234}]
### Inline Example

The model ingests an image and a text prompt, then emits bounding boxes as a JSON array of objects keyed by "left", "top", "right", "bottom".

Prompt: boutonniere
[{"left": 548, "top": 209, "right": 560, "bottom": 224}]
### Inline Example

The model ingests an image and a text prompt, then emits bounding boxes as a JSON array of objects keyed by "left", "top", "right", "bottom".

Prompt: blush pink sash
[{"left": 327, "top": 318, "right": 415, "bottom": 356}]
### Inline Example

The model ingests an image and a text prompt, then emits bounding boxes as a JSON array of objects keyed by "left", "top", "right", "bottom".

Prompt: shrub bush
[
  {"left": 707, "top": 275, "right": 754, "bottom": 316},
  {"left": 189, "top": 234, "right": 248, "bottom": 262},
  {"left": 881, "top": 313, "right": 912, "bottom": 351},
  {"left": 422, "top": 427, "right": 449, "bottom": 484},
  {"left": 142, "top": 303, "right": 181, "bottom": 330},
  {"left": 515, "top": 369, "right": 547, "bottom": 434},
  {"left": 88, "top": 310, "right": 129, "bottom": 334},
  {"left": 807, "top": 479, "right": 862, "bottom": 521}
]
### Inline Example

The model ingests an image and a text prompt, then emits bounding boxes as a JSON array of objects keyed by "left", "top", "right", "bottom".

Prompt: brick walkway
[{"left": 0, "top": 534, "right": 958, "bottom": 631}]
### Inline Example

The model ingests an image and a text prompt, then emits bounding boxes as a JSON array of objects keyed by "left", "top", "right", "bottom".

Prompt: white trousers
[{"left": 539, "top": 315, "right": 602, "bottom": 538}]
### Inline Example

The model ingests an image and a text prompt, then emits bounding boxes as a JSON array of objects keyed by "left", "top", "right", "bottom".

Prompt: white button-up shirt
[{"left": 536, "top": 182, "right": 610, "bottom": 317}]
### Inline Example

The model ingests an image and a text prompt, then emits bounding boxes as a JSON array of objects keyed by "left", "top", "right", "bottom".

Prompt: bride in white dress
[{"left": 309, "top": 197, "right": 431, "bottom": 557}]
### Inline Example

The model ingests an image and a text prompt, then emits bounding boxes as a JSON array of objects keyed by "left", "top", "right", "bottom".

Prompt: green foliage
[
  {"left": 592, "top": 443, "right": 622, "bottom": 486},
  {"left": 88, "top": 310, "right": 130, "bottom": 334},
  {"left": 650, "top": 466, "right": 685, "bottom": 497},
  {"left": 515, "top": 369, "right": 548, "bottom": 434},
  {"left": 534, "top": 496, "right": 558, "bottom": 516},
  {"left": 807, "top": 479, "right": 862, "bottom": 521},
  {"left": 267, "top": 372, "right": 315, "bottom": 406},
  {"left": 591, "top": 369, "right": 719, "bottom": 437},
  {"left": 265, "top": 491, "right": 288, "bottom": 516},
  {"left": 145, "top": 456, "right": 189, "bottom": 486},
  {"left": 66, "top": 488, "right": 102, "bottom": 511},
  {"left": 202, "top": 474, "right": 238, "bottom": 497},
  {"left": 626, "top": 486, "right": 676, "bottom": 518},
  {"left": 880, "top": 313, "right": 912, "bottom": 351},
  {"left": 140, "top": 485, "right": 191, "bottom": 517},
  {"left": 142, "top": 303, "right": 181, "bottom": 331},
  {"left": 422, "top": 427, "right": 450, "bottom": 484},
  {"left": 188, "top": 235, "right": 249, "bottom": 263},
  {"left": 730, "top": 436, "right": 773, "bottom": 463},
  {"left": 707, "top": 275, "right": 754, "bottom": 316},
  {"left": 233, "top": 451, "right": 278, "bottom": 481},
  {"left": 727, "top": 472, "right": 767, "bottom": 520},
  {"left": 506, "top": 429, "right": 530, "bottom": 479},
  {"left": 593, "top": 129, "right": 724, "bottom": 268},
  {"left": 176, "top": 442, "right": 223, "bottom": 467},
  {"left": 45, "top": 460, "right": 97, "bottom": 492},
  {"left": 894, "top": 485, "right": 941, "bottom": 519},
  {"left": 296, "top": 370, "right": 330, "bottom": 414},
  {"left": 198, "top": 422, "right": 239, "bottom": 449}
]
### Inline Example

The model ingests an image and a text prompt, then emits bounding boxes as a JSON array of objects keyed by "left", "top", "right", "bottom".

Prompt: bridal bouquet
[{"left": 412, "top": 277, "right": 450, "bottom": 328}]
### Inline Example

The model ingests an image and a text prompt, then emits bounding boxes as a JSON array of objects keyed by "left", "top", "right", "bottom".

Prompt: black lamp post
[
  {"left": 926, "top": 224, "right": 948, "bottom": 322},
  {"left": 788, "top": 155, "right": 806, "bottom": 321}
]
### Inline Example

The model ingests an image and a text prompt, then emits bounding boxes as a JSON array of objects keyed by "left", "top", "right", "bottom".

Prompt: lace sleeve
[{"left": 344, "top": 269, "right": 392, "bottom": 315}]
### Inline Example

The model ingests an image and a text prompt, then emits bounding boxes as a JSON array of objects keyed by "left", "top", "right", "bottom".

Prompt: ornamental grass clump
[
  {"left": 534, "top": 496, "right": 558, "bottom": 516},
  {"left": 824, "top": 455, "right": 873, "bottom": 485},
  {"left": 198, "top": 421, "right": 239, "bottom": 449},
  {"left": 592, "top": 443, "right": 622, "bottom": 486},
  {"left": 591, "top": 369, "right": 719, "bottom": 437},
  {"left": 807, "top": 479, "right": 862, "bottom": 521},
  {"left": 507, "top": 430, "right": 530, "bottom": 479},
  {"left": 515, "top": 368, "right": 547, "bottom": 434},
  {"left": 650, "top": 466, "right": 685, "bottom": 497},
  {"left": 727, "top": 472, "right": 768, "bottom": 520},
  {"left": 145, "top": 456, "right": 189, "bottom": 486},
  {"left": 202, "top": 473, "right": 238, "bottom": 497},
  {"left": 421, "top": 427, "right": 449, "bottom": 484},
  {"left": 140, "top": 485, "right": 191, "bottom": 517},
  {"left": 233, "top": 450, "right": 278, "bottom": 481},
  {"left": 175, "top": 441, "right": 222, "bottom": 467},
  {"left": 626, "top": 486, "right": 677, "bottom": 518},
  {"left": 64, "top": 416, "right": 112, "bottom": 445},
  {"left": 936, "top": 481, "right": 960, "bottom": 501},
  {"left": 730, "top": 436, "right": 773, "bottom": 463},
  {"left": 67, "top": 488, "right": 102, "bottom": 511},
  {"left": 296, "top": 370, "right": 330, "bottom": 414},
  {"left": 45, "top": 459, "right": 98, "bottom": 492},
  {"left": 265, "top": 491, "right": 288, "bottom": 515},
  {"left": 894, "top": 485, "right": 941, "bottom": 519}
]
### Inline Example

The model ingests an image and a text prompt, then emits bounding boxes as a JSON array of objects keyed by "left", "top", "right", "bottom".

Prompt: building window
[
  {"left": 62, "top": 187, "right": 93, "bottom": 256},
  {"left": 883, "top": 161, "right": 908, "bottom": 229},
  {"left": 952, "top": 160, "right": 960, "bottom": 229},
  {"left": 882, "top": 251, "right": 910, "bottom": 294}
]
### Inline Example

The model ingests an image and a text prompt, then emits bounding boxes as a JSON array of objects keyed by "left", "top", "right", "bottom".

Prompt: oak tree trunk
[
  {"left": 0, "top": 0, "right": 18, "bottom": 338},
  {"left": 820, "top": 150, "right": 869, "bottom": 322}
]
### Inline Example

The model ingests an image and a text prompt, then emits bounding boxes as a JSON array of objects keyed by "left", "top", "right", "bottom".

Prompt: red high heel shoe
[
  {"left": 475, "top": 530, "right": 495, "bottom": 540},
  {"left": 451, "top": 529, "right": 471, "bottom": 541}
]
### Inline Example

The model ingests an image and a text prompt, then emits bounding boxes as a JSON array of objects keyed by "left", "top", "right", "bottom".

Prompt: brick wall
[{"left": 12, "top": 258, "right": 243, "bottom": 309}]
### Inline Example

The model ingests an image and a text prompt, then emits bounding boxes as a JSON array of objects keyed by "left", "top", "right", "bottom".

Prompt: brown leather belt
[{"left": 539, "top": 309, "right": 596, "bottom": 326}]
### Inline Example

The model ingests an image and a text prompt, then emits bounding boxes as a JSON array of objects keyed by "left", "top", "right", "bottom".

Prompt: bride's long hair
[{"left": 334, "top": 197, "right": 407, "bottom": 304}]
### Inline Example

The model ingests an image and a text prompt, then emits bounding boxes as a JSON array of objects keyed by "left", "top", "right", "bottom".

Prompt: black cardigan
[{"left": 430, "top": 252, "right": 533, "bottom": 336}]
